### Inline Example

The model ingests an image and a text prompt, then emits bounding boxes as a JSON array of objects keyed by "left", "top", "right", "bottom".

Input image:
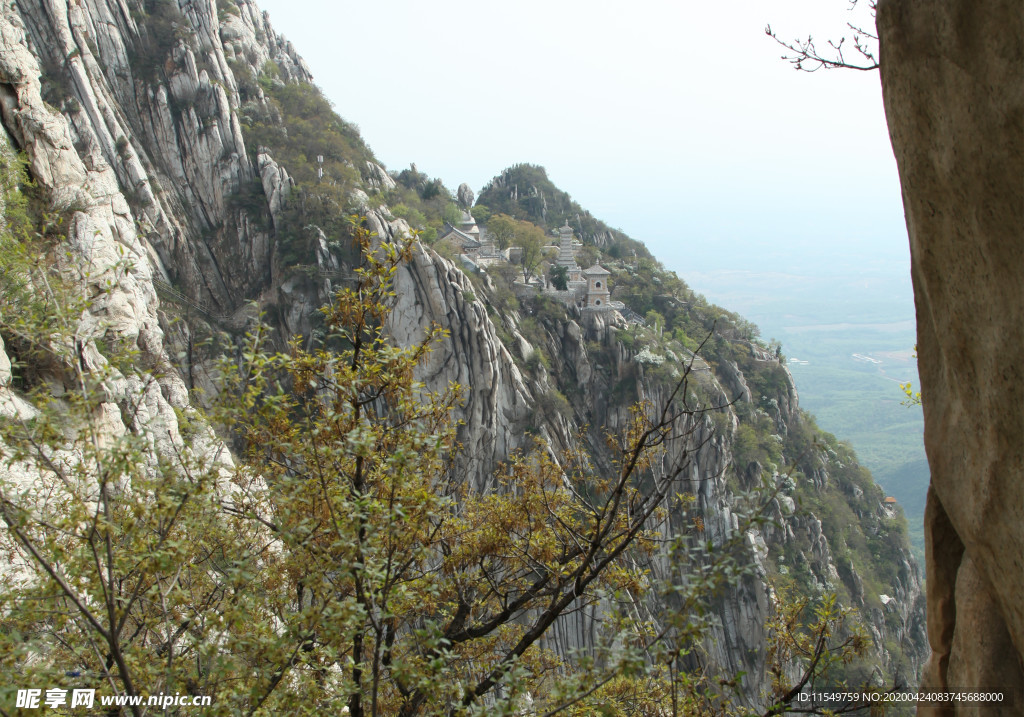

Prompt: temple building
[
  {"left": 555, "top": 222, "right": 584, "bottom": 285},
  {"left": 582, "top": 264, "right": 611, "bottom": 308},
  {"left": 437, "top": 211, "right": 483, "bottom": 252}
]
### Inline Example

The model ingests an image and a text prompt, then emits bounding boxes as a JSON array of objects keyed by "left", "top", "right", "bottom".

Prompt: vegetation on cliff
[
  {"left": 477, "top": 163, "right": 651, "bottom": 262},
  {"left": 465, "top": 164, "right": 926, "bottom": 694},
  {"left": 0, "top": 167, "right": 872, "bottom": 713}
]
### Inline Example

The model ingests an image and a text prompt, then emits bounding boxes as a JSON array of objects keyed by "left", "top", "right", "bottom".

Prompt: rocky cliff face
[
  {"left": 0, "top": 0, "right": 928, "bottom": 708},
  {"left": 10, "top": 0, "right": 312, "bottom": 312},
  {"left": 878, "top": 0, "right": 1024, "bottom": 712},
  {"left": 0, "top": 5, "right": 210, "bottom": 484},
  {"left": 387, "top": 227, "right": 534, "bottom": 487},
  {"left": 486, "top": 295, "right": 929, "bottom": 696}
]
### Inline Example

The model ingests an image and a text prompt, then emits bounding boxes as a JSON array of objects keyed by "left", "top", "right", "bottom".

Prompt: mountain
[
  {"left": 0, "top": 0, "right": 927, "bottom": 712},
  {"left": 477, "top": 163, "right": 651, "bottom": 261}
]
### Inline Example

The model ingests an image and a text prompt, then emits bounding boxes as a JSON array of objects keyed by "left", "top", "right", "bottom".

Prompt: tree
[
  {"left": 215, "top": 220, "right": 745, "bottom": 715},
  {"left": 0, "top": 179, "right": 741, "bottom": 715},
  {"left": 645, "top": 310, "right": 666, "bottom": 335},
  {"left": 550, "top": 264, "right": 569, "bottom": 291},
  {"left": 211, "top": 220, "right": 760, "bottom": 715},
  {"left": 516, "top": 220, "right": 548, "bottom": 284},
  {"left": 0, "top": 152, "right": 256, "bottom": 714},
  {"left": 762, "top": 591, "right": 883, "bottom": 717},
  {"left": 0, "top": 131, "right": 888, "bottom": 712},
  {"left": 765, "top": 0, "right": 879, "bottom": 72},
  {"left": 442, "top": 201, "right": 463, "bottom": 226},
  {"left": 470, "top": 203, "right": 491, "bottom": 224},
  {"left": 486, "top": 212, "right": 518, "bottom": 250}
]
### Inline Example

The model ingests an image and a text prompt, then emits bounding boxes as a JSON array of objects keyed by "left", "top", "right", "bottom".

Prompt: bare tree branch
[{"left": 765, "top": 1, "right": 879, "bottom": 72}]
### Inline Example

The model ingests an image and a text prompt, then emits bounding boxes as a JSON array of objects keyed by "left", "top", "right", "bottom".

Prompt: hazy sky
[{"left": 254, "top": 0, "right": 909, "bottom": 278}]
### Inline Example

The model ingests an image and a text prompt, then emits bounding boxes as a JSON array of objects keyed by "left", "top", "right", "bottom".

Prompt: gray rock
[
  {"left": 457, "top": 182, "right": 474, "bottom": 209},
  {"left": 0, "top": 334, "right": 10, "bottom": 387}
]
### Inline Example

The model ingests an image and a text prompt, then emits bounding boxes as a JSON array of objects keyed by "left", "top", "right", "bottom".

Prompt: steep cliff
[
  {"left": 0, "top": 4, "right": 219, "bottom": 492},
  {"left": 878, "top": 0, "right": 1024, "bottom": 712},
  {"left": 0, "top": 0, "right": 929, "bottom": 710},
  {"left": 469, "top": 256, "right": 929, "bottom": 695}
]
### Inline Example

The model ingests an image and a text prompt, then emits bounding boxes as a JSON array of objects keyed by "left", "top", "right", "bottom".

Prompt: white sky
[{"left": 254, "top": 0, "right": 909, "bottom": 277}]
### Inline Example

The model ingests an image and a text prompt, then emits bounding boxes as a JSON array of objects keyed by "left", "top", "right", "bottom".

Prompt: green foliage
[
  {"left": 3, "top": 198, "right": 795, "bottom": 713},
  {"left": 228, "top": 57, "right": 259, "bottom": 101},
  {"left": 217, "top": 0, "right": 241, "bottom": 21},
  {"left": 747, "top": 362, "right": 790, "bottom": 399},
  {"left": 763, "top": 591, "right": 874, "bottom": 716},
  {"left": 380, "top": 166, "right": 459, "bottom": 234},
  {"left": 486, "top": 212, "right": 518, "bottom": 250},
  {"left": 535, "top": 387, "right": 571, "bottom": 419},
  {"left": 523, "top": 347, "right": 550, "bottom": 375},
  {"left": 531, "top": 294, "right": 568, "bottom": 324},
  {"left": 732, "top": 415, "right": 782, "bottom": 471},
  {"left": 0, "top": 148, "right": 248, "bottom": 714},
  {"left": 464, "top": 162, "right": 919, "bottom": 709},
  {"left": 645, "top": 309, "right": 665, "bottom": 333},
  {"left": 207, "top": 223, "right": 762, "bottom": 714},
  {"left": 390, "top": 203, "right": 427, "bottom": 228},
  {"left": 442, "top": 201, "right": 463, "bottom": 226},
  {"left": 0, "top": 155, "right": 73, "bottom": 390},
  {"left": 477, "top": 164, "right": 650, "bottom": 260},
  {"left": 128, "top": 0, "right": 190, "bottom": 85},
  {"left": 674, "top": 327, "right": 699, "bottom": 352},
  {"left": 464, "top": 213, "right": 551, "bottom": 284},
  {"left": 239, "top": 78, "right": 374, "bottom": 262},
  {"left": 617, "top": 326, "right": 638, "bottom": 350},
  {"left": 470, "top": 203, "right": 491, "bottom": 223},
  {"left": 549, "top": 263, "right": 569, "bottom": 290},
  {"left": 485, "top": 263, "right": 520, "bottom": 318},
  {"left": 785, "top": 426, "right": 911, "bottom": 604},
  {"left": 242, "top": 81, "right": 371, "bottom": 188}
]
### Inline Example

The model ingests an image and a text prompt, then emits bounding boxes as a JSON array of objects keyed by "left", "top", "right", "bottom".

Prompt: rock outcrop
[
  {"left": 878, "top": 0, "right": 1024, "bottom": 712},
  {"left": 0, "top": 5, "right": 227, "bottom": 501},
  {"left": 388, "top": 245, "right": 534, "bottom": 487}
]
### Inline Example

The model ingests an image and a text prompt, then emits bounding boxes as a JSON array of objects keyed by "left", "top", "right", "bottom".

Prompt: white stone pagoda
[{"left": 555, "top": 222, "right": 584, "bottom": 284}]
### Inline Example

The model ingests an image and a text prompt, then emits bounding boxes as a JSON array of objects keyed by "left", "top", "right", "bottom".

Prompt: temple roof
[
  {"left": 438, "top": 224, "right": 477, "bottom": 244},
  {"left": 583, "top": 264, "right": 610, "bottom": 276}
]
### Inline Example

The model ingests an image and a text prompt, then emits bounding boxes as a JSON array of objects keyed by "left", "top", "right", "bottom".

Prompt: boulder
[{"left": 457, "top": 182, "right": 474, "bottom": 209}]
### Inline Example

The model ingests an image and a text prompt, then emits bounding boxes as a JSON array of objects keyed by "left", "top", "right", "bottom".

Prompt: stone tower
[
  {"left": 556, "top": 222, "right": 583, "bottom": 283},
  {"left": 583, "top": 264, "right": 611, "bottom": 308}
]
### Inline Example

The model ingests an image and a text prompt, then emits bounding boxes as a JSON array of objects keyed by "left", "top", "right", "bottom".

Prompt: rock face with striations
[
  {"left": 0, "top": 5, "right": 227, "bottom": 494},
  {"left": 877, "top": 0, "right": 1024, "bottom": 712}
]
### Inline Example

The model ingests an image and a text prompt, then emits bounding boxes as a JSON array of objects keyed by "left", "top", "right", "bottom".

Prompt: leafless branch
[{"left": 765, "top": 1, "right": 879, "bottom": 72}]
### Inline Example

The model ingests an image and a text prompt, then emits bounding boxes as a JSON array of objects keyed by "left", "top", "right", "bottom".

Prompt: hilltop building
[
  {"left": 437, "top": 221, "right": 481, "bottom": 252},
  {"left": 448, "top": 213, "right": 625, "bottom": 316},
  {"left": 457, "top": 211, "right": 481, "bottom": 243},
  {"left": 438, "top": 210, "right": 489, "bottom": 249},
  {"left": 555, "top": 222, "right": 584, "bottom": 285},
  {"left": 582, "top": 264, "right": 611, "bottom": 308}
]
